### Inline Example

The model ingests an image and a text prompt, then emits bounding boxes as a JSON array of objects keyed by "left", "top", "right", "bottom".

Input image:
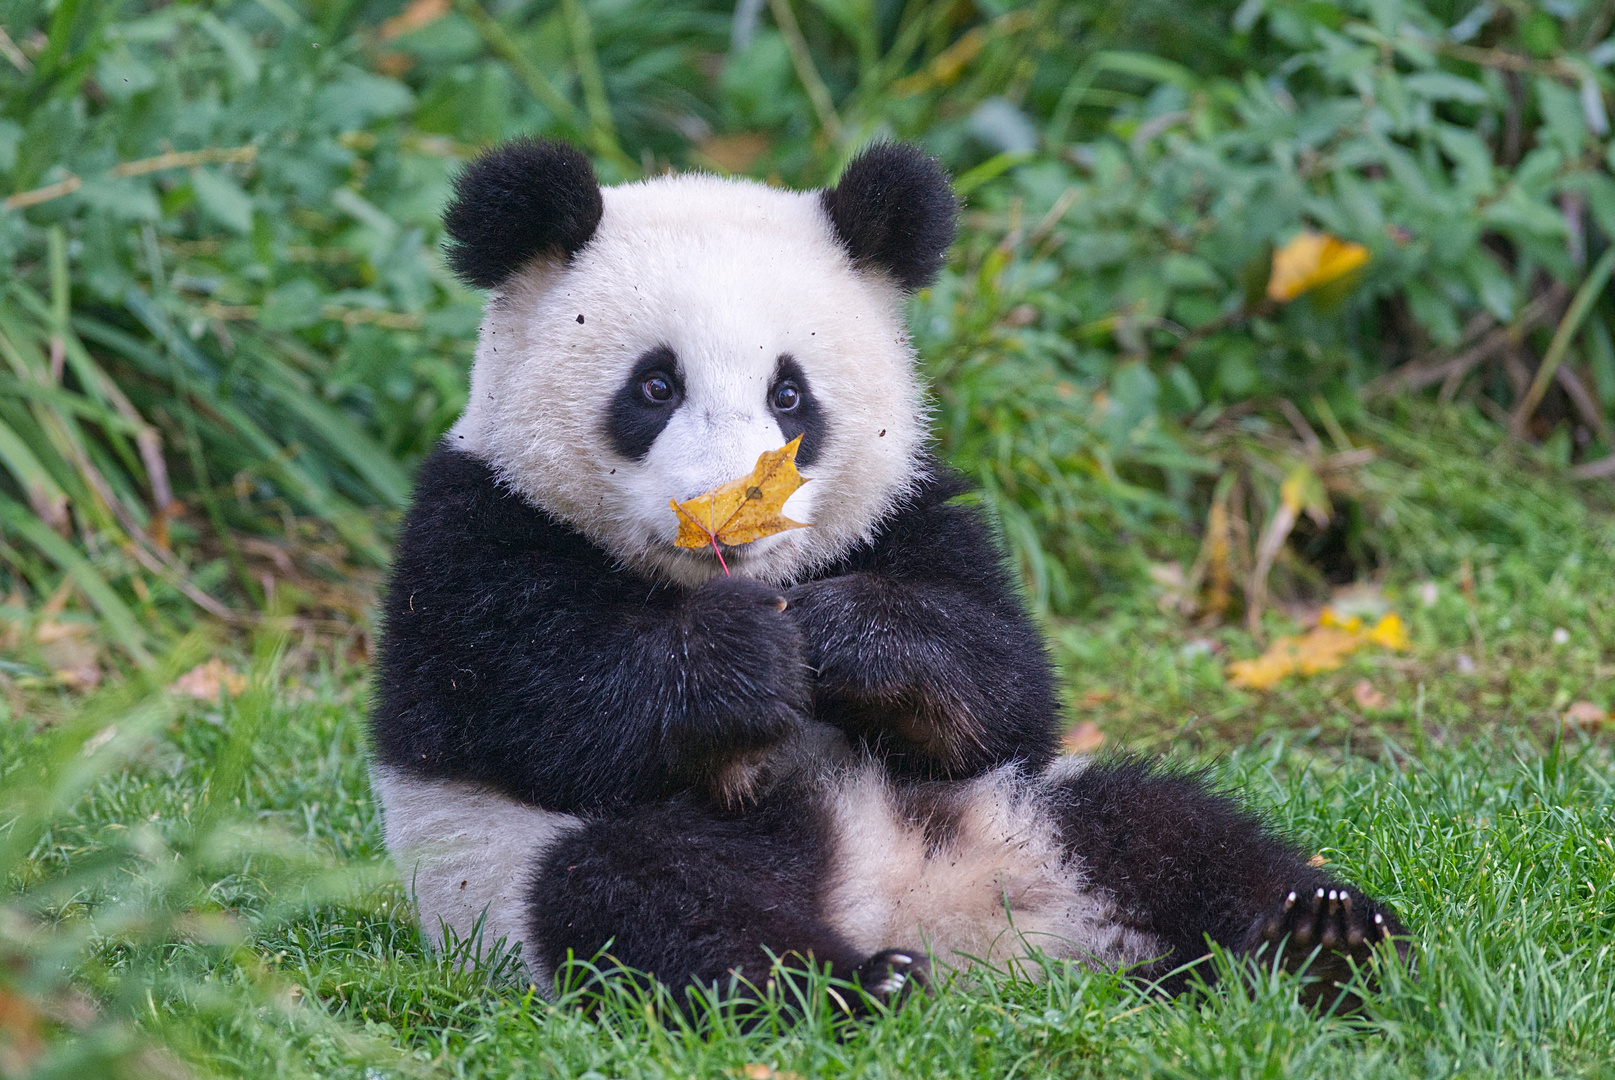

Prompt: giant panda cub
[{"left": 370, "top": 138, "right": 1409, "bottom": 1009}]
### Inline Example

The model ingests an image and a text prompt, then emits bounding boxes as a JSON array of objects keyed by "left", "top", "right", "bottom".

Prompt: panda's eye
[
  {"left": 640, "top": 372, "right": 675, "bottom": 404},
  {"left": 772, "top": 380, "right": 801, "bottom": 412}
]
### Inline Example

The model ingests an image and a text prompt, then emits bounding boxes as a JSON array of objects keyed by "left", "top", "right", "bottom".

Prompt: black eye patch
[
  {"left": 606, "top": 346, "right": 684, "bottom": 461},
  {"left": 770, "top": 355, "right": 826, "bottom": 468}
]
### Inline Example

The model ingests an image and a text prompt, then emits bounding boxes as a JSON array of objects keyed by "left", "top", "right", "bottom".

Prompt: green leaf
[
  {"left": 1535, "top": 77, "right": 1585, "bottom": 158},
  {"left": 1405, "top": 279, "right": 1461, "bottom": 347},
  {"left": 1402, "top": 71, "right": 1489, "bottom": 105},
  {"left": 1465, "top": 252, "right": 1515, "bottom": 322},
  {"left": 0, "top": 120, "right": 20, "bottom": 173},
  {"left": 191, "top": 168, "right": 255, "bottom": 234},
  {"left": 259, "top": 280, "right": 325, "bottom": 331},
  {"left": 94, "top": 44, "right": 160, "bottom": 100},
  {"left": 199, "top": 12, "right": 261, "bottom": 84}
]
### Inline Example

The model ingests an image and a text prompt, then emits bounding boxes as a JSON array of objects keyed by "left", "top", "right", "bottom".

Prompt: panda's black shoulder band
[
  {"left": 443, "top": 138, "right": 604, "bottom": 289},
  {"left": 821, "top": 142, "right": 957, "bottom": 292}
]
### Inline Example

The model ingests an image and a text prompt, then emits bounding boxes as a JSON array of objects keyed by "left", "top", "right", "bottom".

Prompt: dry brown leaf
[
  {"left": 171, "top": 659, "right": 247, "bottom": 701},
  {"left": 0, "top": 986, "right": 46, "bottom": 1076},
  {"left": 379, "top": 0, "right": 448, "bottom": 39},
  {"left": 740, "top": 1066, "right": 800, "bottom": 1080},
  {"left": 1307, "top": 853, "right": 1328, "bottom": 868},
  {"left": 1227, "top": 608, "right": 1408, "bottom": 691},
  {"left": 36, "top": 619, "right": 102, "bottom": 690},
  {"left": 82, "top": 725, "right": 118, "bottom": 756},
  {"left": 1062, "top": 721, "right": 1106, "bottom": 754},
  {"left": 1351, "top": 679, "right": 1388, "bottom": 710},
  {"left": 1564, "top": 701, "right": 1610, "bottom": 727},
  {"left": 1148, "top": 560, "right": 1191, "bottom": 614},
  {"left": 696, "top": 132, "right": 771, "bottom": 173},
  {"left": 671, "top": 438, "right": 810, "bottom": 565}
]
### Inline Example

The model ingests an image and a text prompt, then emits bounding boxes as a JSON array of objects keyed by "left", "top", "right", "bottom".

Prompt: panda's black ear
[
  {"left": 820, "top": 142, "right": 957, "bottom": 292},
  {"left": 442, "top": 138, "right": 603, "bottom": 289}
]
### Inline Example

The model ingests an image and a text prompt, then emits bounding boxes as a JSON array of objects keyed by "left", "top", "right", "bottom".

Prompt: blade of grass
[
  {"left": 768, "top": 0, "right": 845, "bottom": 147},
  {"left": 0, "top": 494, "right": 153, "bottom": 668},
  {"left": 559, "top": 0, "right": 620, "bottom": 158},
  {"left": 1512, "top": 246, "right": 1615, "bottom": 435}
]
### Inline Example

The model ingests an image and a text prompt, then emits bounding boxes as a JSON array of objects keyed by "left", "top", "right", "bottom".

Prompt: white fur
[
  {"left": 371, "top": 765, "right": 581, "bottom": 981},
  {"left": 450, "top": 172, "right": 926, "bottom": 587},
  {"left": 820, "top": 762, "right": 1163, "bottom": 976}
]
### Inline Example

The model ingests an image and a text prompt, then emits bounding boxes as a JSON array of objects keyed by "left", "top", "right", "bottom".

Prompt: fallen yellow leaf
[
  {"left": 671, "top": 438, "right": 810, "bottom": 556},
  {"left": 1227, "top": 608, "right": 1408, "bottom": 690},
  {"left": 1368, "top": 611, "right": 1409, "bottom": 650},
  {"left": 1267, "top": 231, "right": 1371, "bottom": 303}
]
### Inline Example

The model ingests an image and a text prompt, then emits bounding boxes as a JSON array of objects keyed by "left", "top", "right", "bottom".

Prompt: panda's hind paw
[
  {"left": 854, "top": 948, "right": 930, "bottom": 1008},
  {"left": 1245, "top": 884, "right": 1411, "bottom": 1009},
  {"left": 1253, "top": 885, "right": 1409, "bottom": 962}
]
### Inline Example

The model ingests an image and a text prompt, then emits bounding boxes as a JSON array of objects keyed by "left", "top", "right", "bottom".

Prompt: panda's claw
[
  {"left": 855, "top": 948, "right": 930, "bottom": 1009},
  {"left": 1243, "top": 881, "right": 1413, "bottom": 1010}
]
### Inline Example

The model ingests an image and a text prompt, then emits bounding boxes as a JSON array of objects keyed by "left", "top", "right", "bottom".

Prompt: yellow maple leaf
[
  {"left": 1227, "top": 607, "right": 1409, "bottom": 691},
  {"left": 670, "top": 438, "right": 810, "bottom": 562},
  {"left": 1267, "top": 231, "right": 1371, "bottom": 303}
]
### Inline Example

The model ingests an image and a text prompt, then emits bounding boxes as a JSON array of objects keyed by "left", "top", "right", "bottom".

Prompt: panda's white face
[{"left": 449, "top": 173, "right": 927, "bottom": 587}]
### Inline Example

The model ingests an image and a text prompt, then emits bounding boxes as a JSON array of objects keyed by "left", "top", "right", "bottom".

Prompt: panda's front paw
[
  {"left": 680, "top": 575, "right": 810, "bottom": 733},
  {"left": 686, "top": 576, "right": 799, "bottom": 655},
  {"left": 1245, "top": 885, "right": 1411, "bottom": 1008}
]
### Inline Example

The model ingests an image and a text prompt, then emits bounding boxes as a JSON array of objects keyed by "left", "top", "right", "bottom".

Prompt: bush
[{"left": 0, "top": 0, "right": 1612, "bottom": 654}]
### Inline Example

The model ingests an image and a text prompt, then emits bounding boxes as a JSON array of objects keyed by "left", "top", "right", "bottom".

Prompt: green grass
[
  {"left": 8, "top": 667, "right": 1614, "bottom": 1078},
  {"left": 5, "top": 407, "right": 1615, "bottom": 1079}
]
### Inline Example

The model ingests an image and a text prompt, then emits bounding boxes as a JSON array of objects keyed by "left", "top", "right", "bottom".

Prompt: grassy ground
[{"left": 4, "top": 405, "right": 1615, "bottom": 1079}]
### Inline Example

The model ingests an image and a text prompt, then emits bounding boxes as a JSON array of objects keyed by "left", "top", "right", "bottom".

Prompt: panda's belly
[{"left": 819, "top": 757, "right": 1164, "bottom": 974}]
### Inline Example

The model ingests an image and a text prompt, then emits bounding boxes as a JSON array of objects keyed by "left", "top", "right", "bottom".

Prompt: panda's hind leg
[
  {"left": 1048, "top": 757, "right": 1409, "bottom": 1005},
  {"left": 527, "top": 793, "right": 917, "bottom": 1011}
]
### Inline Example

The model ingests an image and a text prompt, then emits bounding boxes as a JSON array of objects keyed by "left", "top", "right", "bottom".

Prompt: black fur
[
  {"left": 1048, "top": 758, "right": 1409, "bottom": 999},
  {"left": 372, "top": 446, "right": 1054, "bottom": 811},
  {"left": 769, "top": 355, "right": 827, "bottom": 468},
  {"left": 786, "top": 470, "right": 1058, "bottom": 778},
  {"left": 821, "top": 143, "right": 958, "bottom": 291},
  {"left": 530, "top": 790, "right": 867, "bottom": 993},
  {"left": 443, "top": 138, "right": 603, "bottom": 289},
  {"left": 606, "top": 346, "right": 684, "bottom": 462}
]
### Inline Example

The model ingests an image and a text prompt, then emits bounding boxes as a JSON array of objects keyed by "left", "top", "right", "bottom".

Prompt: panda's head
[{"left": 443, "top": 139, "right": 956, "bottom": 587}]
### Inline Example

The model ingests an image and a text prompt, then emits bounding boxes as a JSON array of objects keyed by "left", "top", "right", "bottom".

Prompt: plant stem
[
  {"left": 768, "top": 0, "right": 844, "bottom": 147},
  {"left": 1512, "top": 247, "right": 1615, "bottom": 436}
]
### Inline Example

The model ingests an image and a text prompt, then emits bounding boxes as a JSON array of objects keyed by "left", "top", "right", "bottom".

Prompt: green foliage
[
  {"left": 0, "top": 627, "right": 395, "bottom": 1079},
  {"left": 1, "top": 0, "right": 1613, "bottom": 640}
]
